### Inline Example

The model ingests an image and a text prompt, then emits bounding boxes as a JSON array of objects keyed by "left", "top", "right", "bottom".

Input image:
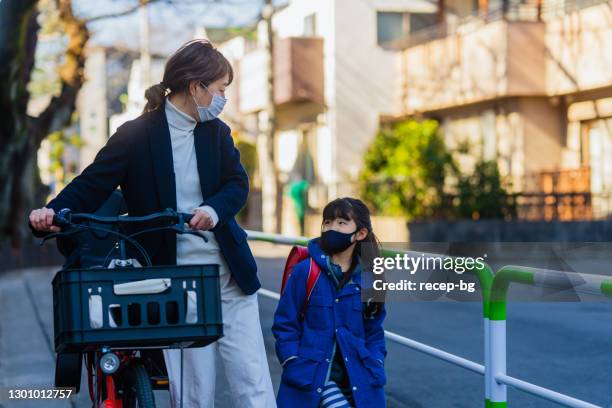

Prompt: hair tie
[{"left": 158, "top": 81, "right": 171, "bottom": 95}]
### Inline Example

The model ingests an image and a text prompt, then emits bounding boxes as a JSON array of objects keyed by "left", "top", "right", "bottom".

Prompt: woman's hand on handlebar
[
  {"left": 189, "top": 208, "right": 214, "bottom": 231},
  {"left": 29, "top": 207, "right": 61, "bottom": 232}
]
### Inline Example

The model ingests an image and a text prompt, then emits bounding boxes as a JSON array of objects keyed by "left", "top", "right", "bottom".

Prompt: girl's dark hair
[
  {"left": 143, "top": 39, "right": 234, "bottom": 113},
  {"left": 322, "top": 197, "right": 385, "bottom": 314}
]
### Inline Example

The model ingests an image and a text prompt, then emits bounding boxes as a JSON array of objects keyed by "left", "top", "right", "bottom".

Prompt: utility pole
[{"left": 258, "top": 0, "right": 281, "bottom": 233}]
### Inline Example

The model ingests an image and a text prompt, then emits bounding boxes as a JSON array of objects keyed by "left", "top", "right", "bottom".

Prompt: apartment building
[{"left": 391, "top": 0, "right": 612, "bottom": 220}]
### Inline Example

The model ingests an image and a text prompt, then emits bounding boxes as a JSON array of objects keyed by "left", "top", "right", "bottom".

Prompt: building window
[
  {"left": 304, "top": 13, "right": 317, "bottom": 36},
  {"left": 376, "top": 11, "right": 408, "bottom": 45}
]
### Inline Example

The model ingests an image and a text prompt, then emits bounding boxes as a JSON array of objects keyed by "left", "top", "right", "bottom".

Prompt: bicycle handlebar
[
  {"left": 42, "top": 208, "right": 207, "bottom": 267},
  {"left": 52, "top": 208, "right": 194, "bottom": 228}
]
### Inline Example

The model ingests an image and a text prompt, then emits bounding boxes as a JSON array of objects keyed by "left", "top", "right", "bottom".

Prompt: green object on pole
[
  {"left": 490, "top": 266, "right": 535, "bottom": 321},
  {"left": 477, "top": 264, "right": 494, "bottom": 319},
  {"left": 288, "top": 179, "right": 309, "bottom": 234},
  {"left": 601, "top": 280, "right": 612, "bottom": 297},
  {"left": 486, "top": 400, "right": 508, "bottom": 408},
  {"left": 288, "top": 180, "right": 309, "bottom": 217}
]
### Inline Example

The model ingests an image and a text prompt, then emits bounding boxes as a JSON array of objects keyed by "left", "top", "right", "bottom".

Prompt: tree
[
  {"left": 456, "top": 160, "right": 517, "bottom": 220},
  {"left": 0, "top": 0, "right": 88, "bottom": 245},
  {"left": 0, "top": 0, "right": 167, "bottom": 246},
  {"left": 359, "top": 118, "right": 516, "bottom": 220},
  {"left": 359, "top": 119, "right": 456, "bottom": 220}
]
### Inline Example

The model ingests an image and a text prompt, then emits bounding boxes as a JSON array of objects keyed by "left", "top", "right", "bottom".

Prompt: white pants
[{"left": 163, "top": 260, "right": 276, "bottom": 408}]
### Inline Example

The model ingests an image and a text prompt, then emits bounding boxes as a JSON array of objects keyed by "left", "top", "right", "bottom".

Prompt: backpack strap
[
  {"left": 281, "top": 246, "right": 309, "bottom": 295},
  {"left": 299, "top": 257, "right": 321, "bottom": 320}
]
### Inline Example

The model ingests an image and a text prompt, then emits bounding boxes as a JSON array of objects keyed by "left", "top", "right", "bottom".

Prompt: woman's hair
[
  {"left": 143, "top": 39, "right": 234, "bottom": 113},
  {"left": 321, "top": 197, "right": 385, "bottom": 314}
]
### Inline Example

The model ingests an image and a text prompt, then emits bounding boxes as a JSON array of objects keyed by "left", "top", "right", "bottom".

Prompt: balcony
[
  {"left": 239, "top": 37, "right": 324, "bottom": 113},
  {"left": 395, "top": 0, "right": 612, "bottom": 114},
  {"left": 397, "top": 7, "right": 546, "bottom": 114}
]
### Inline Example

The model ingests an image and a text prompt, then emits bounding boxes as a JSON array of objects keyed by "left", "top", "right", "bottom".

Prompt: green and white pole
[
  {"left": 488, "top": 267, "right": 535, "bottom": 408},
  {"left": 476, "top": 264, "right": 494, "bottom": 408},
  {"left": 487, "top": 265, "right": 609, "bottom": 408}
]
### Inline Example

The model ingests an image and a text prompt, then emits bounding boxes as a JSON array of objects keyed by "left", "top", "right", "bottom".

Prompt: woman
[{"left": 29, "top": 39, "right": 276, "bottom": 407}]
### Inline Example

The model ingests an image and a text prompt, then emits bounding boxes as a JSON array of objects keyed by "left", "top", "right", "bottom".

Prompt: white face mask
[{"left": 192, "top": 82, "right": 227, "bottom": 122}]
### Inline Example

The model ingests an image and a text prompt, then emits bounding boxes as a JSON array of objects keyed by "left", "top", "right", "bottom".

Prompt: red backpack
[{"left": 280, "top": 246, "right": 322, "bottom": 320}]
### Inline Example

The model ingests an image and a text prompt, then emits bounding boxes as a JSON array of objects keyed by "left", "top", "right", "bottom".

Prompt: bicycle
[{"left": 39, "top": 207, "right": 224, "bottom": 408}]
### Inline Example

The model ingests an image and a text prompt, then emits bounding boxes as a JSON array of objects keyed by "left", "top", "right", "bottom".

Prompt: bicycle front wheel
[{"left": 122, "top": 362, "right": 156, "bottom": 408}]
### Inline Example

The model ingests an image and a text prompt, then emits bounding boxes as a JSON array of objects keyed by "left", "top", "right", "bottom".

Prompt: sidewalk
[{"left": 0, "top": 267, "right": 83, "bottom": 407}]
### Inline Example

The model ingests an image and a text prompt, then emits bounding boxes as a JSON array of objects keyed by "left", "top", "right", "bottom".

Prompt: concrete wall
[
  {"left": 546, "top": 2, "right": 612, "bottom": 95},
  {"left": 519, "top": 97, "right": 565, "bottom": 175},
  {"left": 507, "top": 22, "right": 547, "bottom": 96}
]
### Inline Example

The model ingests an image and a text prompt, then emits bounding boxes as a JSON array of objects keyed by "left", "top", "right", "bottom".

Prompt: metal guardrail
[{"left": 247, "top": 230, "right": 612, "bottom": 407}]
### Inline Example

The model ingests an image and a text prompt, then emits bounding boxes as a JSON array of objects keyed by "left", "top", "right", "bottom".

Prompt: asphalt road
[{"left": 1, "top": 243, "right": 611, "bottom": 407}]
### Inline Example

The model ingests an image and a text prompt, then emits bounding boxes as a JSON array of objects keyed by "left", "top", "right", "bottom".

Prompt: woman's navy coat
[
  {"left": 272, "top": 239, "right": 387, "bottom": 408},
  {"left": 41, "top": 101, "right": 260, "bottom": 295}
]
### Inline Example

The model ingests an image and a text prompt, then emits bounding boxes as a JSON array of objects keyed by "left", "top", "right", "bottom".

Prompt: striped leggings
[{"left": 319, "top": 381, "right": 353, "bottom": 408}]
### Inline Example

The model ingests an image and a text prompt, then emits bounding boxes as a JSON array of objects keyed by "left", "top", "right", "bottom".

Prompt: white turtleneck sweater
[{"left": 164, "top": 97, "right": 223, "bottom": 266}]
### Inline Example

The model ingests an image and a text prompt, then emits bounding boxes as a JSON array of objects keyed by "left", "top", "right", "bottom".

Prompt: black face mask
[{"left": 319, "top": 229, "right": 357, "bottom": 255}]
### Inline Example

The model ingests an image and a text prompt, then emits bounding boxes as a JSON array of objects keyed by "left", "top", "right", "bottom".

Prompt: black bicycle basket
[{"left": 52, "top": 264, "right": 223, "bottom": 353}]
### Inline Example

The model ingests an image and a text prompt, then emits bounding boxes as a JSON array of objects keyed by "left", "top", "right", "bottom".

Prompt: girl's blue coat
[{"left": 272, "top": 239, "right": 387, "bottom": 408}]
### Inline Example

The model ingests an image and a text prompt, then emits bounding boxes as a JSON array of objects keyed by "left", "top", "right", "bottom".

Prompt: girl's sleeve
[
  {"left": 272, "top": 263, "right": 307, "bottom": 366},
  {"left": 364, "top": 303, "right": 387, "bottom": 363}
]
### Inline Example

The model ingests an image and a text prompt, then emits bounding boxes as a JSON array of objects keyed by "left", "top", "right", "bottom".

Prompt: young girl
[{"left": 273, "top": 197, "right": 387, "bottom": 408}]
